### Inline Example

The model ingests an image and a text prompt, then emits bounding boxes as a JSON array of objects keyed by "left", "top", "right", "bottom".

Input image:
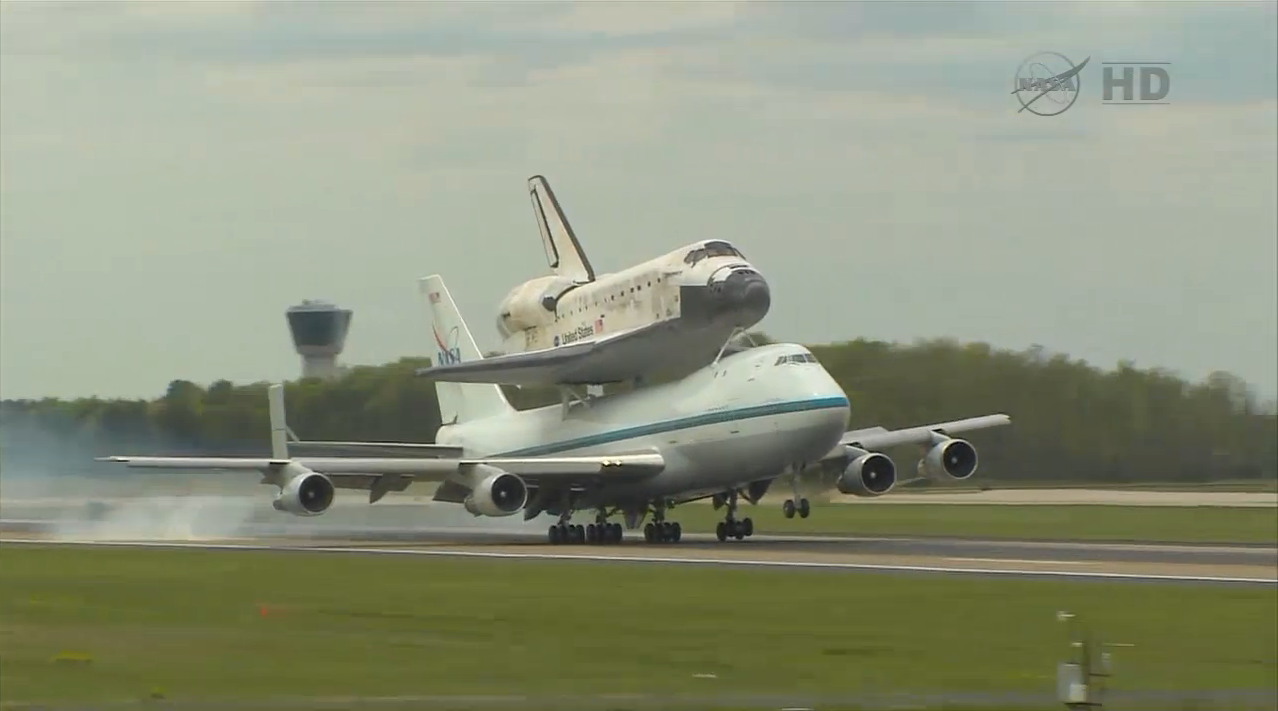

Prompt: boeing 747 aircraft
[
  {"left": 100, "top": 275, "right": 1011, "bottom": 544},
  {"left": 414, "top": 175, "right": 772, "bottom": 387}
]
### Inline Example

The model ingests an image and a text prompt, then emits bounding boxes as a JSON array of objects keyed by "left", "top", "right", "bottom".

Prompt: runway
[
  {"left": 5, "top": 523, "right": 1275, "bottom": 586},
  {"left": 3, "top": 487, "right": 1275, "bottom": 587}
]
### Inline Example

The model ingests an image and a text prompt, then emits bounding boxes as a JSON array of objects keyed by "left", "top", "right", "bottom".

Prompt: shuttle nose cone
[{"left": 719, "top": 269, "right": 771, "bottom": 322}]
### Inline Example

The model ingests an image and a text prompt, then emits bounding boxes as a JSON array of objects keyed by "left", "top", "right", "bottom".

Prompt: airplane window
[
  {"left": 773, "top": 353, "right": 818, "bottom": 365},
  {"left": 686, "top": 241, "right": 745, "bottom": 265},
  {"left": 702, "top": 241, "right": 739, "bottom": 258}
]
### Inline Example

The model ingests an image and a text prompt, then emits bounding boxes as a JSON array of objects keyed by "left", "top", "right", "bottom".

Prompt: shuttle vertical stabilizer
[{"left": 529, "top": 175, "right": 595, "bottom": 283}]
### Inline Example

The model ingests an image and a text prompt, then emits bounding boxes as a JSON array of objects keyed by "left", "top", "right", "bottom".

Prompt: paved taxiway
[{"left": 5, "top": 522, "right": 1275, "bottom": 586}]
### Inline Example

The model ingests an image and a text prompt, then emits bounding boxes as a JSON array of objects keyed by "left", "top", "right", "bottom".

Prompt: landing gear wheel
[
  {"left": 733, "top": 521, "right": 746, "bottom": 540},
  {"left": 783, "top": 499, "right": 796, "bottom": 519},
  {"left": 644, "top": 522, "right": 656, "bottom": 543},
  {"left": 671, "top": 522, "right": 682, "bottom": 542},
  {"left": 548, "top": 525, "right": 561, "bottom": 544},
  {"left": 573, "top": 524, "right": 585, "bottom": 543},
  {"left": 798, "top": 498, "right": 811, "bottom": 518},
  {"left": 742, "top": 518, "right": 753, "bottom": 537},
  {"left": 586, "top": 523, "right": 598, "bottom": 543},
  {"left": 610, "top": 523, "right": 623, "bottom": 542},
  {"left": 715, "top": 521, "right": 727, "bottom": 542}
]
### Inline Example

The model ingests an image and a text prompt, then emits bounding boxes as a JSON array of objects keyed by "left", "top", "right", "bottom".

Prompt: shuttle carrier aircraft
[
  {"left": 415, "top": 175, "right": 773, "bottom": 387},
  {"left": 100, "top": 275, "right": 1011, "bottom": 544}
]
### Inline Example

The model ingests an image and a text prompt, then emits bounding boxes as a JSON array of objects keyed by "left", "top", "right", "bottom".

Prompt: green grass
[
  {"left": 661, "top": 503, "right": 1278, "bottom": 544},
  {"left": 1, "top": 545, "right": 1274, "bottom": 708}
]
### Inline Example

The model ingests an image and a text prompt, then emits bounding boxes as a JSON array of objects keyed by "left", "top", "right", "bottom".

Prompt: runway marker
[
  {"left": 4, "top": 538, "right": 1275, "bottom": 586},
  {"left": 946, "top": 557, "right": 1092, "bottom": 566}
]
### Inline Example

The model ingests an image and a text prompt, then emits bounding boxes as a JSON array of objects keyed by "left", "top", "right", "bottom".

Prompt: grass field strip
[
  {"left": 3, "top": 689, "right": 1277, "bottom": 711},
  {"left": 4, "top": 538, "right": 1274, "bottom": 585}
]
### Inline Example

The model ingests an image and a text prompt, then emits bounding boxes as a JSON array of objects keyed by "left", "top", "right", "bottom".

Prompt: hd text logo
[{"left": 1012, "top": 52, "right": 1171, "bottom": 117}]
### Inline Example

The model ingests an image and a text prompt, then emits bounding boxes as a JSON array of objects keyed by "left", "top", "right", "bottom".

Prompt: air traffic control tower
[{"left": 286, "top": 300, "right": 352, "bottom": 380}]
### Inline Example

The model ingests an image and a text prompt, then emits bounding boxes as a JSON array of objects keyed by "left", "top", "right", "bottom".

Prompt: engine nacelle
[
  {"left": 463, "top": 470, "right": 529, "bottom": 517},
  {"left": 496, "top": 276, "right": 578, "bottom": 338},
  {"left": 917, "top": 437, "right": 979, "bottom": 482},
  {"left": 272, "top": 467, "right": 335, "bottom": 516},
  {"left": 836, "top": 451, "right": 897, "bottom": 497}
]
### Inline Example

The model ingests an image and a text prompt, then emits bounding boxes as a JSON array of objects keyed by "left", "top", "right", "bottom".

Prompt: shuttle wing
[{"left": 414, "top": 320, "right": 721, "bottom": 386}]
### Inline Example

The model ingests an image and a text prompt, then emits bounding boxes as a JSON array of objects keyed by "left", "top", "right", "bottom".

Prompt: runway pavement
[
  {"left": 5, "top": 522, "right": 1275, "bottom": 586},
  {"left": 3, "top": 489, "right": 1275, "bottom": 586}
]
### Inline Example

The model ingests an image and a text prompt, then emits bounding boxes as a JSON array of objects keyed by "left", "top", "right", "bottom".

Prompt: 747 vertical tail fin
[{"left": 419, "top": 275, "right": 515, "bottom": 425}]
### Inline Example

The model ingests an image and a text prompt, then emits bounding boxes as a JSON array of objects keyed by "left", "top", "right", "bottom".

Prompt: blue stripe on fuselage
[{"left": 495, "top": 395, "right": 850, "bottom": 457}]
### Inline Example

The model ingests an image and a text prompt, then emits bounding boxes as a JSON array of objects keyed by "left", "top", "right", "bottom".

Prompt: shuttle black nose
[{"left": 719, "top": 269, "right": 771, "bottom": 320}]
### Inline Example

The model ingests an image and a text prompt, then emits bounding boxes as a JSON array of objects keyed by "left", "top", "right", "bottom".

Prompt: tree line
[{"left": 2, "top": 336, "right": 1274, "bottom": 484}]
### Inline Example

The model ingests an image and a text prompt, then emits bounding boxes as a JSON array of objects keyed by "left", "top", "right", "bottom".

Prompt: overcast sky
[{"left": 2, "top": 1, "right": 1275, "bottom": 401}]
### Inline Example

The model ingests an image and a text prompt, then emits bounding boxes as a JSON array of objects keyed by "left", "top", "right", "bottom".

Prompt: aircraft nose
[{"left": 717, "top": 269, "right": 771, "bottom": 320}]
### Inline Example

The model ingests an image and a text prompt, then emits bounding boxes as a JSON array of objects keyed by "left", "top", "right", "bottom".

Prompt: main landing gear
[
  {"left": 643, "top": 501, "right": 682, "bottom": 543},
  {"left": 547, "top": 511, "right": 623, "bottom": 545},
  {"left": 715, "top": 490, "right": 754, "bottom": 541}
]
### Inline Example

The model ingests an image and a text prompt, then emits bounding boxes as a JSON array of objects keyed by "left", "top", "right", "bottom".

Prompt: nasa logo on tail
[{"left": 433, "top": 324, "right": 462, "bottom": 366}]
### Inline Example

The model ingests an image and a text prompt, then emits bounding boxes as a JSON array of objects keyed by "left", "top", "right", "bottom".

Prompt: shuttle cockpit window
[
  {"left": 703, "top": 240, "right": 742, "bottom": 258},
  {"left": 684, "top": 240, "right": 745, "bottom": 266}
]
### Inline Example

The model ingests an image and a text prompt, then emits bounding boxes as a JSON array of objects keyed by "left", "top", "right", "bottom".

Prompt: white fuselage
[
  {"left": 435, "top": 343, "right": 849, "bottom": 507},
  {"left": 495, "top": 239, "right": 768, "bottom": 354}
]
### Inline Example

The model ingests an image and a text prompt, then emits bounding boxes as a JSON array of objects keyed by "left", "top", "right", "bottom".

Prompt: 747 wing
[
  {"left": 98, "top": 384, "right": 663, "bottom": 517},
  {"left": 774, "top": 413, "right": 1011, "bottom": 518}
]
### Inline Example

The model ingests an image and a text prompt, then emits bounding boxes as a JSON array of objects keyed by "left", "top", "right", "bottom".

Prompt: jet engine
[
  {"left": 463, "top": 470, "right": 529, "bottom": 517},
  {"left": 836, "top": 450, "right": 897, "bottom": 497},
  {"left": 272, "top": 467, "right": 336, "bottom": 516},
  {"left": 917, "top": 437, "right": 979, "bottom": 482}
]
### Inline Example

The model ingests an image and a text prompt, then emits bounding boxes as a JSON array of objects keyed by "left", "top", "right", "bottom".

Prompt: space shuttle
[{"left": 416, "top": 175, "right": 772, "bottom": 387}]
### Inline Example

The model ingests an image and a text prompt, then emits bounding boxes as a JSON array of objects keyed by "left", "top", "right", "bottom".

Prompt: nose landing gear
[
  {"left": 782, "top": 497, "right": 810, "bottom": 519},
  {"left": 783, "top": 463, "right": 811, "bottom": 519}
]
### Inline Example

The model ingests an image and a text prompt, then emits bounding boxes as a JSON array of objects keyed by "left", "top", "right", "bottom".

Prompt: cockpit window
[
  {"left": 774, "top": 353, "right": 818, "bottom": 365},
  {"left": 684, "top": 240, "right": 745, "bottom": 266}
]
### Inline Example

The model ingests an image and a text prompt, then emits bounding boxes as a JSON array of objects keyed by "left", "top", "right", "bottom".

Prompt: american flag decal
[{"left": 428, "top": 292, "right": 440, "bottom": 304}]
